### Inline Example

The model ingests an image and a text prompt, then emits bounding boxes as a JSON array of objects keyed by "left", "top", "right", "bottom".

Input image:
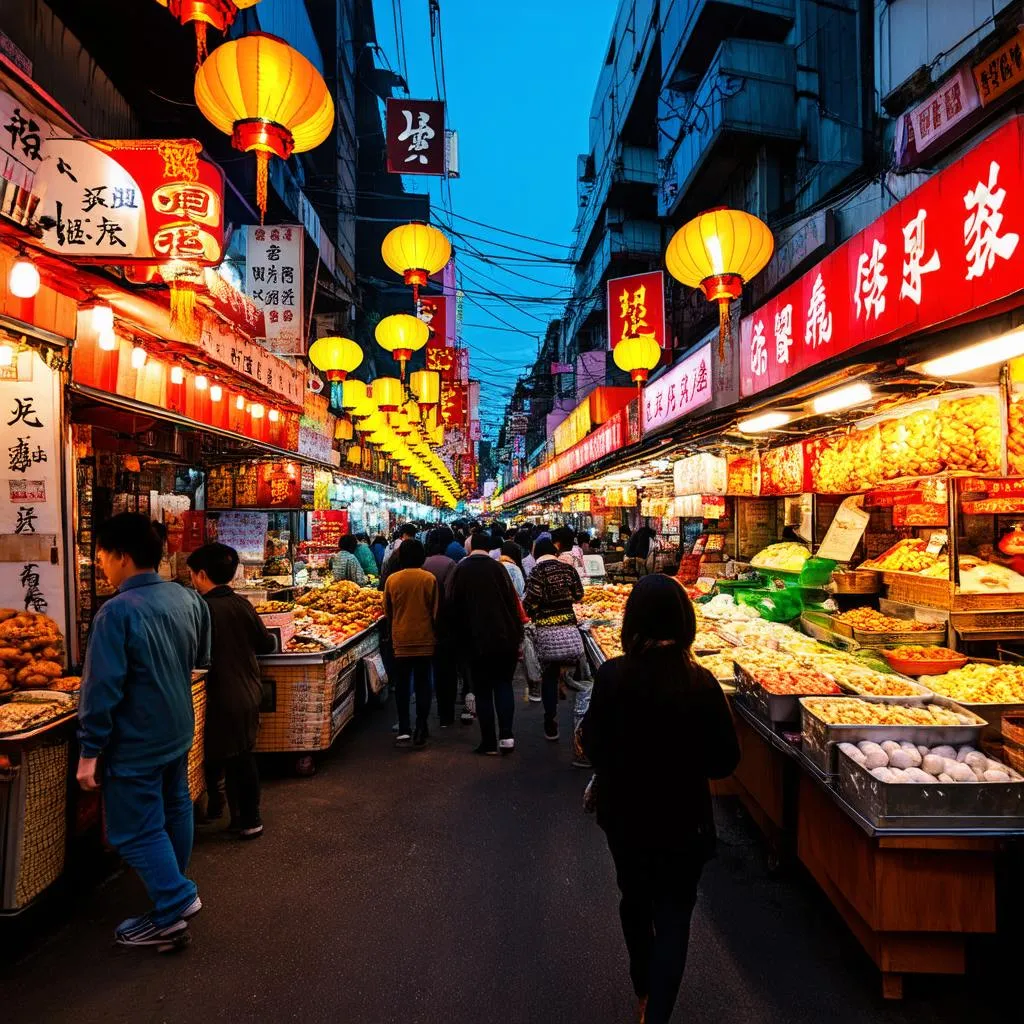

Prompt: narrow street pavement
[{"left": 0, "top": 695, "right": 1010, "bottom": 1024}]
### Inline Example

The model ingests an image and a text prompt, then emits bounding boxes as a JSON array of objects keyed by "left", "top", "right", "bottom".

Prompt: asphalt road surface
[{"left": 1, "top": 692, "right": 1018, "bottom": 1023}]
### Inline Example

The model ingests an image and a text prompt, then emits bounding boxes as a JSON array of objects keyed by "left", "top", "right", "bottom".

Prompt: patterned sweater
[{"left": 523, "top": 556, "right": 585, "bottom": 626}]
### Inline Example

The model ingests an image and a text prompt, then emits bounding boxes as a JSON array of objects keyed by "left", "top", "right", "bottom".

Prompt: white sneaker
[{"left": 499, "top": 737, "right": 515, "bottom": 753}]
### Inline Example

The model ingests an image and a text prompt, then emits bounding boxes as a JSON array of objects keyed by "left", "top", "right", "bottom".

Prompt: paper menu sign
[
  {"left": 926, "top": 530, "right": 949, "bottom": 556},
  {"left": 816, "top": 496, "right": 870, "bottom": 562},
  {"left": 583, "top": 555, "right": 606, "bottom": 578}
]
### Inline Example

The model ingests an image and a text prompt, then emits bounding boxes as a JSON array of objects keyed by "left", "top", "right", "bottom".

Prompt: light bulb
[
  {"left": 170, "top": 366, "right": 185, "bottom": 385},
  {"left": 9, "top": 258, "right": 40, "bottom": 299},
  {"left": 236, "top": 395, "right": 245, "bottom": 410},
  {"left": 91, "top": 304, "right": 114, "bottom": 335},
  {"left": 737, "top": 411, "right": 790, "bottom": 434},
  {"left": 268, "top": 408, "right": 280, "bottom": 422},
  {"left": 195, "top": 374, "right": 208, "bottom": 390},
  {"left": 210, "top": 384, "right": 223, "bottom": 402},
  {"left": 98, "top": 329, "right": 117, "bottom": 352},
  {"left": 251, "top": 403, "right": 265, "bottom": 419},
  {"left": 131, "top": 346, "right": 147, "bottom": 369},
  {"left": 0, "top": 344, "right": 14, "bottom": 368}
]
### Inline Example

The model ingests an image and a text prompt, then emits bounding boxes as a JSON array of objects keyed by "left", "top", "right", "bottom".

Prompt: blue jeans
[{"left": 104, "top": 754, "right": 197, "bottom": 926}]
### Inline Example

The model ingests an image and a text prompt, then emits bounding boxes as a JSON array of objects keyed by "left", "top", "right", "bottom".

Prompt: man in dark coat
[
  {"left": 445, "top": 532, "right": 524, "bottom": 754},
  {"left": 187, "top": 543, "right": 275, "bottom": 838}
]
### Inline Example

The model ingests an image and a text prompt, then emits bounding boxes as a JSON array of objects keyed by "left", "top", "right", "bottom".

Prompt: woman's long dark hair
[
  {"left": 620, "top": 574, "right": 697, "bottom": 656},
  {"left": 500, "top": 541, "right": 524, "bottom": 574},
  {"left": 625, "top": 526, "right": 655, "bottom": 559}
]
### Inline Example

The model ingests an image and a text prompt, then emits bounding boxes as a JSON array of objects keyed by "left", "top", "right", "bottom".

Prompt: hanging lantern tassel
[
  {"left": 165, "top": 262, "right": 205, "bottom": 342},
  {"left": 255, "top": 150, "right": 270, "bottom": 225},
  {"left": 194, "top": 20, "right": 209, "bottom": 63},
  {"left": 718, "top": 298, "right": 731, "bottom": 362}
]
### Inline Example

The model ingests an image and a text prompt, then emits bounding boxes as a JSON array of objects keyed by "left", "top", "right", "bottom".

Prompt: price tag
[
  {"left": 926, "top": 530, "right": 948, "bottom": 556},
  {"left": 696, "top": 576, "right": 717, "bottom": 593},
  {"left": 583, "top": 554, "right": 606, "bottom": 578},
  {"left": 817, "top": 496, "right": 870, "bottom": 562}
]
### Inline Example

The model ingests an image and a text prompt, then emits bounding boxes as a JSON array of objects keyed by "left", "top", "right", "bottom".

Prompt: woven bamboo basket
[
  {"left": 187, "top": 679, "right": 206, "bottom": 802},
  {"left": 1, "top": 739, "right": 68, "bottom": 910}
]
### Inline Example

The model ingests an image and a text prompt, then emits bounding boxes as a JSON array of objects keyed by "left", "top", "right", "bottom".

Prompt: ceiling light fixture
[
  {"left": 737, "top": 411, "right": 791, "bottom": 433},
  {"left": 921, "top": 328, "right": 1024, "bottom": 377},
  {"left": 811, "top": 382, "right": 873, "bottom": 415}
]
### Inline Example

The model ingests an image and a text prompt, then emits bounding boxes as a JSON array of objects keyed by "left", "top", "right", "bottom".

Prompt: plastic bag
[{"left": 522, "top": 630, "right": 542, "bottom": 685}]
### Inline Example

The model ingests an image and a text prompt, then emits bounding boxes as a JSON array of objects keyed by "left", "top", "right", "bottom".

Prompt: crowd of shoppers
[{"left": 76, "top": 511, "right": 734, "bottom": 1022}]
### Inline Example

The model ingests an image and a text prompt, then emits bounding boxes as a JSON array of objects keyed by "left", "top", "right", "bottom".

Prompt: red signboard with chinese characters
[
  {"left": 961, "top": 477, "right": 1024, "bottom": 496},
  {"left": 606, "top": 271, "right": 667, "bottom": 350},
  {"left": 36, "top": 138, "right": 224, "bottom": 265},
  {"left": 642, "top": 343, "right": 713, "bottom": 436},
  {"left": 440, "top": 382, "right": 467, "bottom": 427},
  {"left": 741, "top": 116, "right": 1024, "bottom": 397},
  {"left": 386, "top": 99, "right": 446, "bottom": 176},
  {"left": 417, "top": 295, "right": 447, "bottom": 346},
  {"left": 426, "top": 338, "right": 457, "bottom": 382}
]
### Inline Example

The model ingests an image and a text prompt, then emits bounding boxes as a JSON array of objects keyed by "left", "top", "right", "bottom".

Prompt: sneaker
[
  {"left": 413, "top": 724, "right": 429, "bottom": 748},
  {"left": 439, "top": 717, "right": 455, "bottom": 728},
  {"left": 544, "top": 718, "right": 560, "bottom": 741},
  {"left": 395, "top": 732, "right": 412, "bottom": 747},
  {"left": 572, "top": 756, "right": 592, "bottom": 769},
  {"left": 181, "top": 896, "right": 203, "bottom": 920},
  {"left": 238, "top": 824, "right": 264, "bottom": 840},
  {"left": 528, "top": 693, "right": 542, "bottom": 703},
  {"left": 115, "top": 914, "right": 191, "bottom": 953},
  {"left": 473, "top": 744, "right": 499, "bottom": 756},
  {"left": 499, "top": 738, "right": 515, "bottom": 753}
]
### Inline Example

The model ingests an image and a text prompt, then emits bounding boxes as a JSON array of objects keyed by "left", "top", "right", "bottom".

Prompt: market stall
[{"left": 576, "top": 568, "right": 1024, "bottom": 998}]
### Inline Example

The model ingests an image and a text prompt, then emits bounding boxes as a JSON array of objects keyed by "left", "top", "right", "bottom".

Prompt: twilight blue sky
[{"left": 372, "top": 0, "right": 618, "bottom": 434}]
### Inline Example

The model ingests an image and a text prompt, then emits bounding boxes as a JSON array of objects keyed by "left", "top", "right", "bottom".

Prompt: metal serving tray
[
  {"left": 835, "top": 677, "right": 934, "bottom": 704},
  {"left": 837, "top": 746, "right": 1024, "bottom": 830},
  {"left": 734, "top": 664, "right": 837, "bottom": 725},
  {"left": 799, "top": 695, "right": 987, "bottom": 774}
]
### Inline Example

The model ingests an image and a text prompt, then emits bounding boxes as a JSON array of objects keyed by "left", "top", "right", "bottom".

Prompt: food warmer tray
[
  {"left": 733, "top": 664, "right": 828, "bottom": 725},
  {"left": 837, "top": 747, "right": 1024, "bottom": 830},
  {"left": 799, "top": 695, "right": 986, "bottom": 775}
]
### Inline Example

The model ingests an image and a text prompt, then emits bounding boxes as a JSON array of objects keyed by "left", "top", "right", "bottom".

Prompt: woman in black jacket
[{"left": 580, "top": 575, "right": 739, "bottom": 1024}]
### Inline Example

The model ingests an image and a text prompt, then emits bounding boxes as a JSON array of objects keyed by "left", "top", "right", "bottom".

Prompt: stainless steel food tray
[
  {"left": 799, "top": 695, "right": 986, "bottom": 774},
  {"left": 837, "top": 747, "right": 1024, "bottom": 829},
  {"left": 734, "top": 665, "right": 837, "bottom": 725},
  {"left": 835, "top": 677, "right": 933, "bottom": 704}
]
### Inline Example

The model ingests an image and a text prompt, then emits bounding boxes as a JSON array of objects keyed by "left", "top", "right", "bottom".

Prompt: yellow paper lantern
[
  {"left": 194, "top": 33, "right": 334, "bottom": 221},
  {"left": 389, "top": 410, "right": 412, "bottom": 436},
  {"left": 334, "top": 418, "right": 354, "bottom": 441},
  {"left": 309, "top": 336, "right": 362, "bottom": 407},
  {"left": 371, "top": 376, "right": 403, "bottom": 412},
  {"left": 613, "top": 335, "right": 661, "bottom": 386},
  {"left": 665, "top": 207, "right": 774, "bottom": 358},
  {"left": 309, "top": 337, "right": 362, "bottom": 382},
  {"left": 375, "top": 314, "right": 429, "bottom": 379},
  {"left": 347, "top": 444, "right": 362, "bottom": 465},
  {"left": 409, "top": 369, "right": 440, "bottom": 412},
  {"left": 404, "top": 399, "right": 421, "bottom": 424},
  {"left": 341, "top": 378, "right": 370, "bottom": 411},
  {"left": 381, "top": 222, "right": 451, "bottom": 299}
]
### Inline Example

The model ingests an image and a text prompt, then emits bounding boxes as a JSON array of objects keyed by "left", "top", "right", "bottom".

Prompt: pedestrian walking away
[
  {"left": 187, "top": 542, "right": 276, "bottom": 840},
  {"left": 77, "top": 513, "right": 211, "bottom": 953},
  {"left": 523, "top": 538, "right": 585, "bottom": 741},
  {"left": 424, "top": 528, "right": 459, "bottom": 727},
  {"left": 445, "top": 531, "right": 524, "bottom": 754},
  {"left": 579, "top": 575, "right": 740, "bottom": 1024},
  {"left": 384, "top": 538, "right": 439, "bottom": 748}
]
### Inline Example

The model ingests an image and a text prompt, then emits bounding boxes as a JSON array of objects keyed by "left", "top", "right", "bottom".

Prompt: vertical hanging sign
[
  {"left": 245, "top": 224, "right": 305, "bottom": 355},
  {"left": 0, "top": 350, "right": 65, "bottom": 626}
]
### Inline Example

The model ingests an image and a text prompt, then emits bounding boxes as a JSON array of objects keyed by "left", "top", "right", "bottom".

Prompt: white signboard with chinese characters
[
  {"left": 641, "top": 343, "right": 713, "bottom": 436},
  {"left": 0, "top": 89, "right": 59, "bottom": 194},
  {"left": 245, "top": 225, "right": 305, "bottom": 355},
  {"left": 0, "top": 350, "right": 65, "bottom": 626}
]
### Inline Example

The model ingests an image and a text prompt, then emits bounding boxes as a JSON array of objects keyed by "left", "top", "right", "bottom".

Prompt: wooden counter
[{"left": 731, "top": 708, "right": 1006, "bottom": 999}]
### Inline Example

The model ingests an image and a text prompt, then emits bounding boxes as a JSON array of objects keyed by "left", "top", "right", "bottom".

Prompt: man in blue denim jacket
[{"left": 77, "top": 513, "right": 210, "bottom": 952}]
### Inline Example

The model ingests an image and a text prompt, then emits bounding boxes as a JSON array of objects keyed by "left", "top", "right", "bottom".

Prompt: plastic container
[{"left": 881, "top": 647, "right": 969, "bottom": 677}]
